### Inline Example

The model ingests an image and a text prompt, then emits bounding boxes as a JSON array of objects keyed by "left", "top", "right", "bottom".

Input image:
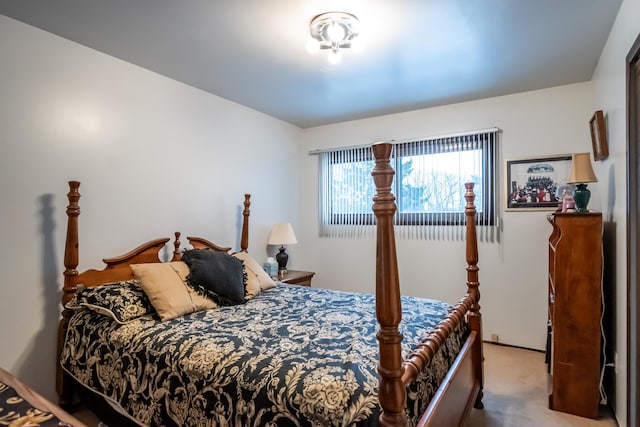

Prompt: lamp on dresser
[
  {"left": 268, "top": 223, "right": 297, "bottom": 274},
  {"left": 567, "top": 152, "right": 598, "bottom": 213}
]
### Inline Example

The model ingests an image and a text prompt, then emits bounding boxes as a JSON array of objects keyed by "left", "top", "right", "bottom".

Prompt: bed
[{"left": 56, "top": 142, "right": 483, "bottom": 426}]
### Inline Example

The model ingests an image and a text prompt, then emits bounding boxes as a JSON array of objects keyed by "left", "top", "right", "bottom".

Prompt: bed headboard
[
  {"left": 61, "top": 182, "right": 251, "bottom": 306},
  {"left": 57, "top": 181, "right": 251, "bottom": 402}
]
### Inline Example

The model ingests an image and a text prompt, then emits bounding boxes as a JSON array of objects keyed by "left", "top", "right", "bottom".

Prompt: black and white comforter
[{"left": 61, "top": 284, "right": 468, "bottom": 426}]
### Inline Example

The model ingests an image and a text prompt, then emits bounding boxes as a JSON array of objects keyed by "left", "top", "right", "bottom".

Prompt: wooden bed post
[
  {"left": 62, "top": 181, "right": 81, "bottom": 305},
  {"left": 57, "top": 180, "right": 81, "bottom": 405},
  {"left": 371, "top": 142, "right": 407, "bottom": 427},
  {"left": 172, "top": 232, "right": 182, "bottom": 261},
  {"left": 240, "top": 194, "right": 250, "bottom": 252},
  {"left": 464, "top": 182, "right": 484, "bottom": 408}
]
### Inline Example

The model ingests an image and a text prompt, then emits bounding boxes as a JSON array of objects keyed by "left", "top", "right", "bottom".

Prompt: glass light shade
[
  {"left": 327, "top": 22, "right": 346, "bottom": 43},
  {"left": 307, "top": 12, "right": 360, "bottom": 64}
]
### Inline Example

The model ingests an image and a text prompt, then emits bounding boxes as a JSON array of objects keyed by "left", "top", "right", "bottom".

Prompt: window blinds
[{"left": 317, "top": 128, "right": 500, "bottom": 242}]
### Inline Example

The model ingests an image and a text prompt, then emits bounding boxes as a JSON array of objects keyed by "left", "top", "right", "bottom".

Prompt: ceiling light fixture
[{"left": 306, "top": 12, "right": 362, "bottom": 64}]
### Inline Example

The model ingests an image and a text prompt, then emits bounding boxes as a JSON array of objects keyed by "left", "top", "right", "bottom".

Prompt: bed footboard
[
  {"left": 371, "top": 142, "right": 483, "bottom": 426},
  {"left": 417, "top": 331, "right": 482, "bottom": 426}
]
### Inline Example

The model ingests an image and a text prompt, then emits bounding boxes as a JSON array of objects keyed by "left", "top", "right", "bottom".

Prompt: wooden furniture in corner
[
  {"left": 278, "top": 270, "right": 315, "bottom": 287},
  {"left": 547, "top": 212, "right": 603, "bottom": 419},
  {"left": 0, "top": 367, "right": 86, "bottom": 426}
]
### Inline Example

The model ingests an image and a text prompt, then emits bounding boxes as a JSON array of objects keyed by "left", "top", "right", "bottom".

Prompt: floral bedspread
[{"left": 61, "top": 284, "right": 468, "bottom": 427}]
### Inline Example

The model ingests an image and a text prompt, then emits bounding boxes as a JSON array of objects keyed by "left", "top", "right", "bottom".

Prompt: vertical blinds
[
  {"left": 319, "top": 145, "right": 377, "bottom": 239},
  {"left": 317, "top": 128, "right": 500, "bottom": 242}
]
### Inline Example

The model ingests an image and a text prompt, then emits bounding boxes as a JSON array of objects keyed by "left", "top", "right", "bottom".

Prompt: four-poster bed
[{"left": 56, "top": 142, "right": 483, "bottom": 426}]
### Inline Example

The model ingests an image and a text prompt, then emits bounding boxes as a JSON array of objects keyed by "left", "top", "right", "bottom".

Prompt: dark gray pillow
[{"left": 182, "top": 249, "right": 246, "bottom": 306}]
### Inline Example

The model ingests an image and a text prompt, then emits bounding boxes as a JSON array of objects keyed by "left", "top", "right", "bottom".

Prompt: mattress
[{"left": 61, "top": 284, "right": 468, "bottom": 426}]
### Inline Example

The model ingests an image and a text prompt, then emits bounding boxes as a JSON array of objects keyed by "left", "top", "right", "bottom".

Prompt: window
[{"left": 317, "top": 129, "right": 499, "bottom": 241}]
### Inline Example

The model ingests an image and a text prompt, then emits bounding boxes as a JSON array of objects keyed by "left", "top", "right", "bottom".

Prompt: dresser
[{"left": 547, "top": 212, "right": 603, "bottom": 419}]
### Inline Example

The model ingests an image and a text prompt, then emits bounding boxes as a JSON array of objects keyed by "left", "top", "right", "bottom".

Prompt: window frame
[
  {"left": 318, "top": 129, "right": 499, "bottom": 232},
  {"left": 392, "top": 140, "right": 496, "bottom": 227}
]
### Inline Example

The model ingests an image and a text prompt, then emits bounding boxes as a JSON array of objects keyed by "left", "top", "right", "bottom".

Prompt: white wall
[
  {"left": 0, "top": 16, "right": 301, "bottom": 401},
  {"left": 3, "top": 6, "right": 636, "bottom": 423},
  {"left": 299, "top": 83, "right": 595, "bottom": 353},
  {"left": 590, "top": 0, "right": 640, "bottom": 425}
]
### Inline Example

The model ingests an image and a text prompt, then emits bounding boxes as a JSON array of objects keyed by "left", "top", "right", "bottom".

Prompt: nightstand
[{"left": 278, "top": 270, "right": 315, "bottom": 287}]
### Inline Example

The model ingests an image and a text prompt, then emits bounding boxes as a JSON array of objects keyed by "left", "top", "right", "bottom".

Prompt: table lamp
[
  {"left": 268, "top": 223, "right": 297, "bottom": 274},
  {"left": 567, "top": 152, "right": 598, "bottom": 213}
]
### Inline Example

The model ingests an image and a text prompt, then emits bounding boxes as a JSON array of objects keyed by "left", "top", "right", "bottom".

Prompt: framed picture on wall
[
  {"left": 590, "top": 110, "right": 609, "bottom": 161},
  {"left": 505, "top": 154, "right": 573, "bottom": 211}
]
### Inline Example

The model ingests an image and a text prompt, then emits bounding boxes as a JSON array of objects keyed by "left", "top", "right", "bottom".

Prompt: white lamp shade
[
  {"left": 567, "top": 152, "right": 598, "bottom": 184},
  {"left": 268, "top": 223, "right": 297, "bottom": 245}
]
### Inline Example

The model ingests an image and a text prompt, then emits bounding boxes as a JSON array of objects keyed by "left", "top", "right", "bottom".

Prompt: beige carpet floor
[
  {"left": 73, "top": 343, "right": 619, "bottom": 426},
  {"left": 467, "top": 343, "right": 618, "bottom": 427}
]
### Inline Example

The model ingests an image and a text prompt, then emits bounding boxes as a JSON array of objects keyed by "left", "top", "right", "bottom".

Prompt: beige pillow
[
  {"left": 232, "top": 251, "right": 276, "bottom": 298},
  {"left": 130, "top": 261, "right": 217, "bottom": 321}
]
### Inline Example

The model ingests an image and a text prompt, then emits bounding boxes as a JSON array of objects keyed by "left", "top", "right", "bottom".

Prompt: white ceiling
[{"left": 0, "top": 1, "right": 622, "bottom": 128}]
